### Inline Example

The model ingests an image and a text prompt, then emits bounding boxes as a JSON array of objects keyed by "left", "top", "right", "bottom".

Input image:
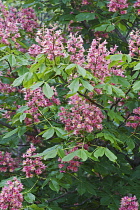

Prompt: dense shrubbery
[{"left": 0, "top": 0, "right": 139, "bottom": 209}]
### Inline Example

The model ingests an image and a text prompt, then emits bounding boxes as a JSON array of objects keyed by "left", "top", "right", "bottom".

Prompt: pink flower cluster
[
  {"left": 26, "top": 135, "right": 42, "bottom": 144},
  {"left": 17, "top": 8, "right": 39, "bottom": 32},
  {"left": 0, "top": 1, "right": 38, "bottom": 45},
  {"left": 67, "top": 33, "right": 85, "bottom": 65},
  {"left": 129, "top": 30, "right": 140, "bottom": 57},
  {"left": 23, "top": 87, "right": 60, "bottom": 125},
  {"left": 0, "top": 81, "right": 17, "bottom": 94},
  {"left": 29, "top": 27, "right": 65, "bottom": 59},
  {"left": 86, "top": 38, "right": 123, "bottom": 80},
  {"left": 0, "top": 177, "right": 23, "bottom": 210},
  {"left": 0, "top": 151, "right": 19, "bottom": 172},
  {"left": 126, "top": 107, "right": 140, "bottom": 129},
  {"left": 81, "top": 0, "right": 91, "bottom": 5},
  {"left": 58, "top": 144, "right": 89, "bottom": 172},
  {"left": 108, "top": 0, "right": 128, "bottom": 14},
  {"left": 133, "top": 0, "right": 140, "bottom": 15},
  {"left": 0, "top": 2, "right": 20, "bottom": 45},
  {"left": 119, "top": 195, "right": 139, "bottom": 210},
  {"left": 22, "top": 144, "right": 46, "bottom": 178},
  {"left": 59, "top": 94, "right": 104, "bottom": 135}
]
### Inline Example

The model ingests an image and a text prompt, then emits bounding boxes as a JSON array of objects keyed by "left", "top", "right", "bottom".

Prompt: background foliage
[{"left": 0, "top": 0, "right": 140, "bottom": 209}]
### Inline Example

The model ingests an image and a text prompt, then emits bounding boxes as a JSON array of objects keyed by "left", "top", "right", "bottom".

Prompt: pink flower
[
  {"left": 59, "top": 94, "right": 104, "bottom": 135},
  {"left": 0, "top": 177, "right": 23, "bottom": 210},
  {"left": 22, "top": 144, "right": 46, "bottom": 178},
  {"left": 119, "top": 195, "right": 139, "bottom": 210}
]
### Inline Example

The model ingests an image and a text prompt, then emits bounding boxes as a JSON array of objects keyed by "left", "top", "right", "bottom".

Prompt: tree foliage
[{"left": 0, "top": 0, "right": 140, "bottom": 209}]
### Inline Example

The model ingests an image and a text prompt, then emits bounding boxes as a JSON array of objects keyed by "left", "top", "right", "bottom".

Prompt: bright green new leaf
[
  {"left": 134, "top": 63, "right": 140, "bottom": 70},
  {"left": 104, "top": 148, "right": 117, "bottom": 162},
  {"left": 133, "top": 81, "right": 140, "bottom": 91},
  {"left": 94, "top": 147, "right": 105, "bottom": 159},
  {"left": 44, "top": 149, "right": 57, "bottom": 160},
  {"left": 133, "top": 81, "right": 140, "bottom": 90},
  {"left": 77, "top": 149, "right": 88, "bottom": 161},
  {"left": 12, "top": 74, "right": 27, "bottom": 87},
  {"left": 7, "top": 54, "right": 16, "bottom": 67},
  {"left": 30, "top": 81, "right": 44, "bottom": 90},
  {"left": 80, "top": 79, "right": 93, "bottom": 91},
  {"left": 110, "top": 54, "right": 122, "bottom": 61},
  {"left": 62, "top": 150, "right": 78, "bottom": 161},
  {"left": 69, "top": 78, "right": 79, "bottom": 93},
  {"left": 112, "top": 86, "right": 125, "bottom": 97},
  {"left": 43, "top": 83, "right": 54, "bottom": 98},
  {"left": 77, "top": 65, "right": 86, "bottom": 77},
  {"left": 42, "top": 128, "right": 55, "bottom": 140}
]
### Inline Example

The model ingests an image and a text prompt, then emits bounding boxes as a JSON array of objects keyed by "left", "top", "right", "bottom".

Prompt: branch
[
  {"left": 46, "top": 190, "right": 76, "bottom": 203},
  {"left": 78, "top": 91, "right": 105, "bottom": 109},
  {"left": 0, "top": 120, "right": 38, "bottom": 136},
  {"left": 63, "top": 196, "right": 94, "bottom": 208},
  {"left": 110, "top": 72, "right": 140, "bottom": 109}
]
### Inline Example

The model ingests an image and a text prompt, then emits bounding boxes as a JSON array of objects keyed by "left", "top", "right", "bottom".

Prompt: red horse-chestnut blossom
[
  {"left": 0, "top": 177, "right": 23, "bottom": 210},
  {"left": 59, "top": 94, "right": 104, "bottom": 135},
  {"left": 119, "top": 195, "right": 139, "bottom": 210},
  {"left": 129, "top": 30, "right": 140, "bottom": 57},
  {"left": 0, "top": 151, "right": 19, "bottom": 173},
  {"left": 58, "top": 144, "right": 89, "bottom": 172},
  {"left": 22, "top": 144, "right": 46, "bottom": 178},
  {"left": 126, "top": 107, "right": 140, "bottom": 129},
  {"left": 108, "top": 0, "right": 128, "bottom": 14}
]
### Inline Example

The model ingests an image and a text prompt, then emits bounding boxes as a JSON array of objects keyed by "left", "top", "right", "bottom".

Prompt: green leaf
[
  {"left": 112, "top": 86, "right": 125, "bottom": 97},
  {"left": 44, "top": 149, "right": 57, "bottom": 160},
  {"left": 77, "top": 65, "right": 86, "bottom": 77},
  {"left": 134, "top": 63, "right": 140, "bottom": 70},
  {"left": 18, "top": 126, "right": 26, "bottom": 137},
  {"left": 103, "top": 84, "right": 112, "bottom": 95},
  {"left": 62, "top": 150, "right": 78, "bottom": 162},
  {"left": 42, "top": 128, "right": 55, "bottom": 140},
  {"left": 3, "top": 128, "right": 18, "bottom": 139},
  {"left": 104, "top": 148, "right": 117, "bottom": 162},
  {"left": 55, "top": 127, "right": 66, "bottom": 138},
  {"left": 30, "top": 62, "right": 42, "bottom": 73},
  {"left": 95, "top": 24, "right": 109, "bottom": 31},
  {"left": 17, "top": 106, "right": 29, "bottom": 113},
  {"left": 7, "top": 54, "right": 16, "bottom": 67},
  {"left": 27, "top": 204, "right": 44, "bottom": 210},
  {"left": 12, "top": 74, "right": 27, "bottom": 87},
  {"left": 49, "top": 179, "right": 60, "bottom": 192},
  {"left": 110, "top": 54, "right": 122, "bottom": 61},
  {"left": 30, "top": 81, "right": 44, "bottom": 90},
  {"left": 94, "top": 147, "right": 105, "bottom": 159},
  {"left": 57, "top": 148, "right": 65, "bottom": 158},
  {"left": 24, "top": 193, "right": 35, "bottom": 203},
  {"left": 133, "top": 81, "right": 140, "bottom": 91},
  {"left": 117, "top": 76, "right": 130, "bottom": 87},
  {"left": 43, "top": 83, "right": 54, "bottom": 98},
  {"left": 106, "top": 24, "right": 115, "bottom": 32},
  {"left": 62, "top": 0, "right": 70, "bottom": 3},
  {"left": 80, "top": 79, "right": 93, "bottom": 91},
  {"left": 77, "top": 149, "right": 88, "bottom": 161},
  {"left": 20, "top": 113, "right": 26, "bottom": 122},
  {"left": 75, "top": 13, "right": 95, "bottom": 21},
  {"left": 77, "top": 182, "right": 86, "bottom": 195},
  {"left": 65, "top": 64, "right": 76, "bottom": 75},
  {"left": 69, "top": 78, "right": 79, "bottom": 93}
]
